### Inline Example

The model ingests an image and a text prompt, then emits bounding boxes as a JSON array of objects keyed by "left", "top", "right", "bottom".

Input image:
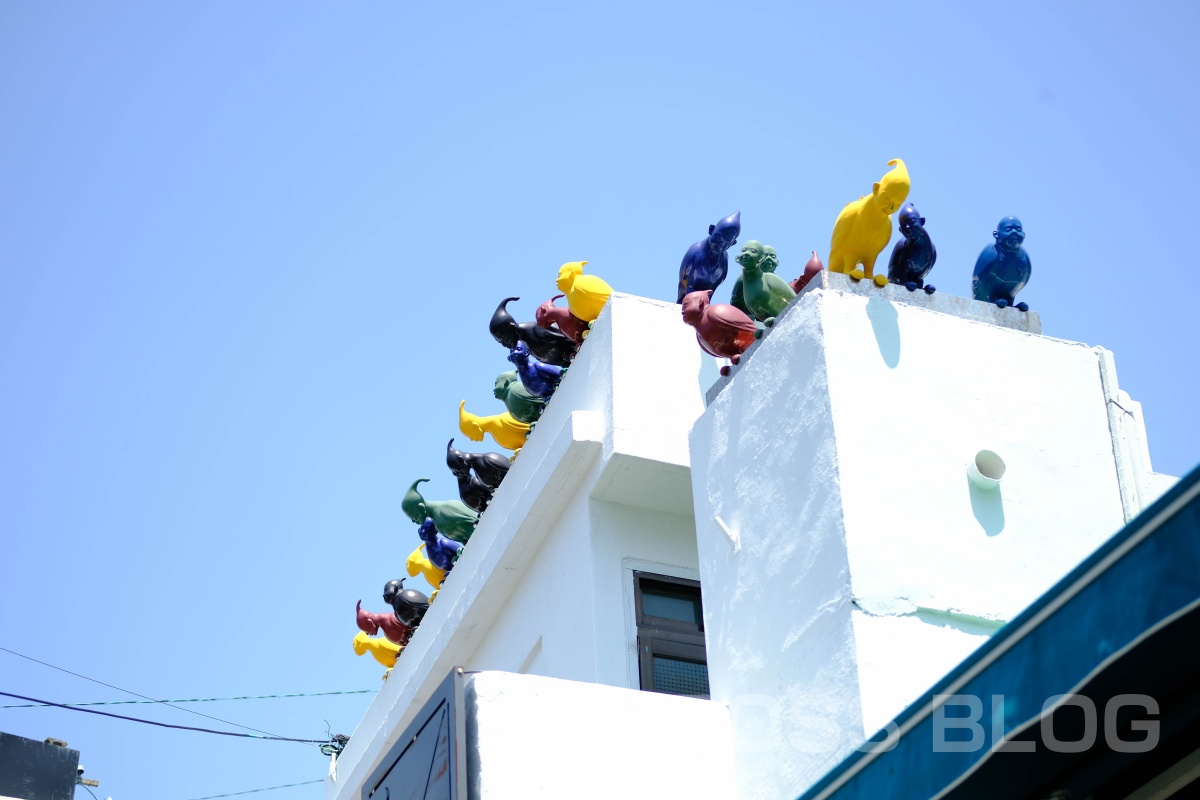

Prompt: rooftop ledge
[{"left": 327, "top": 293, "right": 704, "bottom": 800}]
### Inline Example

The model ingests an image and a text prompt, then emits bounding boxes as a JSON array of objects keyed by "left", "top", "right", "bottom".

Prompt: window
[{"left": 633, "top": 572, "right": 709, "bottom": 699}]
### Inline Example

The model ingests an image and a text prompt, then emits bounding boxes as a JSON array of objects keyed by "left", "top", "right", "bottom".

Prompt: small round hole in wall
[{"left": 968, "top": 450, "right": 1006, "bottom": 490}]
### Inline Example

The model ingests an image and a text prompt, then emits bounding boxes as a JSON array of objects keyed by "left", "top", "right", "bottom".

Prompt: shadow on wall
[
  {"left": 866, "top": 297, "right": 900, "bottom": 369},
  {"left": 967, "top": 476, "right": 1005, "bottom": 536}
]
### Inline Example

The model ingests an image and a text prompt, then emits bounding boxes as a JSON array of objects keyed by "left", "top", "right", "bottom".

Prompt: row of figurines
[{"left": 676, "top": 158, "right": 1032, "bottom": 314}]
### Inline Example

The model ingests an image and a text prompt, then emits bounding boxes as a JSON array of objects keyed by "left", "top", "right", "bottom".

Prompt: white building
[{"left": 327, "top": 275, "right": 1185, "bottom": 800}]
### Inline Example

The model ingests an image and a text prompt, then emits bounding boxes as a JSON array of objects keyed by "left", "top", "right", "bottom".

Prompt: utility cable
[
  {"left": 79, "top": 785, "right": 100, "bottom": 800},
  {"left": 182, "top": 779, "right": 323, "bottom": 799},
  {"left": 0, "top": 645, "right": 286, "bottom": 739},
  {"left": 2, "top": 689, "right": 374, "bottom": 709},
  {"left": 0, "top": 691, "right": 332, "bottom": 745}
]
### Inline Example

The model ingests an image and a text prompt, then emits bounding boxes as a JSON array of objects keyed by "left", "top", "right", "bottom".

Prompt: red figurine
[
  {"left": 680, "top": 290, "right": 758, "bottom": 374},
  {"left": 356, "top": 600, "right": 413, "bottom": 647},
  {"left": 535, "top": 294, "right": 589, "bottom": 345},
  {"left": 790, "top": 251, "right": 825, "bottom": 294}
]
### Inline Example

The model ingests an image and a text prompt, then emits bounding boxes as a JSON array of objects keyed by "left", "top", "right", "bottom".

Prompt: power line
[
  {"left": 79, "top": 784, "right": 100, "bottom": 800},
  {"left": 183, "top": 779, "right": 323, "bottom": 799},
  {"left": 0, "top": 645, "right": 286, "bottom": 739},
  {"left": 0, "top": 691, "right": 332, "bottom": 745},
  {"left": 3, "top": 689, "right": 374, "bottom": 709}
]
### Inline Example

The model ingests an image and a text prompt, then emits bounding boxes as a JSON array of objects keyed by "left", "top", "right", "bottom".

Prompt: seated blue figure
[
  {"left": 676, "top": 211, "right": 741, "bottom": 303},
  {"left": 973, "top": 216, "right": 1031, "bottom": 311},
  {"left": 887, "top": 204, "right": 937, "bottom": 293}
]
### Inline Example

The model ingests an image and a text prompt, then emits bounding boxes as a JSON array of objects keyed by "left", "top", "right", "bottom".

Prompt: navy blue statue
[
  {"left": 887, "top": 204, "right": 937, "bottom": 293},
  {"left": 676, "top": 211, "right": 742, "bottom": 303},
  {"left": 490, "top": 297, "right": 576, "bottom": 367},
  {"left": 417, "top": 517, "right": 463, "bottom": 572},
  {"left": 508, "top": 341, "right": 565, "bottom": 398},
  {"left": 446, "top": 439, "right": 510, "bottom": 489},
  {"left": 973, "top": 217, "right": 1031, "bottom": 311}
]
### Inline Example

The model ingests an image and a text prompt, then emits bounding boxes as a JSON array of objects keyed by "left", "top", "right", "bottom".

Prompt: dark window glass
[
  {"left": 652, "top": 656, "right": 710, "bottom": 697},
  {"left": 634, "top": 572, "right": 709, "bottom": 700}
]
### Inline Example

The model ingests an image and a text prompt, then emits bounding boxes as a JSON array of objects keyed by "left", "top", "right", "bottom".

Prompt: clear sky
[{"left": 2, "top": 2, "right": 1198, "bottom": 799}]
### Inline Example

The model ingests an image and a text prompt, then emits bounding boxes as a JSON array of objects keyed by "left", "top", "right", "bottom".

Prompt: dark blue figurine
[
  {"left": 417, "top": 517, "right": 463, "bottom": 572},
  {"left": 973, "top": 217, "right": 1031, "bottom": 311},
  {"left": 676, "top": 211, "right": 742, "bottom": 303},
  {"left": 448, "top": 456, "right": 494, "bottom": 513},
  {"left": 887, "top": 204, "right": 937, "bottom": 294},
  {"left": 507, "top": 340, "right": 565, "bottom": 398}
]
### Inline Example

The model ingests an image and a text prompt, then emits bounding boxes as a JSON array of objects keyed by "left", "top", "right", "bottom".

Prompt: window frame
[{"left": 632, "top": 571, "right": 709, "bottom": 699}]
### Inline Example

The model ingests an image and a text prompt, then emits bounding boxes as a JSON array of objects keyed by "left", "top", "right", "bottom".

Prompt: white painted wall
[
  {"left": 690, "top": 275, "right": 1155, "bottom": 799},
  {"left": 467, "top": 671, "right": 735, "bottom": 799}
]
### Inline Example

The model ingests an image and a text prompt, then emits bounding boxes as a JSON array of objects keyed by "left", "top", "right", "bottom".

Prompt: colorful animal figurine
[
  {"left": 887, "top": 204, "right": 937, "bottom": 293},
  {"left": 677, "top": 211, "right": 742, "bottom": 303},
  {"left": 353, "top": 631, "right": 401, "bottom": 670},
  {"left": 449, "top": 447, "right": 494, "bottom": 512},
  {"left": 356, "top": 599, "right": 414, "bottom": 646},
  {"left": 490, "top": 297, "right": 575, "bottom": 367},
  {"left": 389, "top": 580, "right": 431, "bottom": 629},
  {"left": 681, "top": 290, "right": 757, "bottom": 373},
  {"left": 556, "top": 261, "right": 613, "bottom": 323},
  {"left": 508, "top": 341, "right": 565, "bottom": 398},
  {"left": 790, "top": 251, "right": 825, "bottom": 294},
  {"left": 535, "top": 294, "right": 589, "bottom": 345},
  {"left": 446, "top": 438, "right": 510, "bottom": 490},
  {"left": 417, "top": 516, "right": 464, "bottom": 569},
  {"left": 737, "top": 240, "right": 796, "bottom": 329},
  {"left": 459, "top": 401, "right": 529, "bottom": 452},
  {"left": 972, "top": 216, "right": 1031, "bottom": 311},
  {"left": 493, "top": 371, "right": 545, "bottom": 425},
  {"left": 828, "top": 159, "right": 911, "bottom": 286},
  {"left": 401, "top": 478, "right": 479, "bottom": 544},
  {"left": 729, "top": 241, "right": 776, "bottom": 316},
  {"left": 406, "top": 546, "right": 447, "bottom": 597}
]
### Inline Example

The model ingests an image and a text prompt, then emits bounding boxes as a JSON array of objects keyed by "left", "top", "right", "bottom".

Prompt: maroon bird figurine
[
  {"left": 535, "top": 294, "right": 589, "bottom": 345},
  {"left": 790, "top": 251, "right": 825, "bottom": 294},
  {"left": 681, "top": 290, "right": 758, "bottom": 375},
  {"left": 356, "top": 600, "right": 414, "bottom": 647}
]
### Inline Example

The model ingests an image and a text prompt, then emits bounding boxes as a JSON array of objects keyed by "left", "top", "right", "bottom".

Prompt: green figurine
[
  {"left": 402, "top": 479, "right": 478, "bottom": 544},
  {"left": 494, "top": 370, "right": 546, "bottom": 424},
  {"left": 737, "top": 240, "right": 795, "bottom": 329},
  {"left": 729, "top": 244, "right": 780, "bottom": 316}
]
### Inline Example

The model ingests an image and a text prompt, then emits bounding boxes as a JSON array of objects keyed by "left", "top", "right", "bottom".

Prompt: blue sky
[{"left": 2, "top": 2, "right": 1198, "bottom": 799}]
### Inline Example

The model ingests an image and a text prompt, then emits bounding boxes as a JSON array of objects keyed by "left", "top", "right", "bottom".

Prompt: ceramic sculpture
[
  {"left": 401, "top": 478, "right": 478, "bottom": 543},
  {"left": 680, "top": 290, "right": 757, "bottom": 372},
  {"left": 791, "top": 251, "right": 825, "bottom": 294},
  {"left": 737, "top": 240, "right": 796, "bottom": 327},
  {"left": 556, "top": 261, "right": 612, "bottom": 323},
  {"left": 887, "top": 204, "right": 937, "bottom": 293},
  {"left": 828, "top": 159, "right": 911, "bottom": 286},
  {"left": 972, "top": 216, "right": 1031, "bottom": 311},
  {"left": 353, "top": 631, "right": 401, "bottom": 669},
  {"left": 729, "top": 241, "right": 776, "bottom": 316},
  {"left": 448, "top": 444, "right": 494, "bottom": 512},
  {"left": 459, "top": 401, "right": 529, "bottom": 452},
  {"left": 677, "top": 211, "right": 742, "bottom": 303},
  {"left": 493, "top": 371, "right": 545, "bottom": 424},
  {"left": 406, "top": 546, "right": 447, "bottom": 594},
  {"left": 535, "top": 294, "right": 589, "bottom": 345},
  {"left": 356, "top": 599, "right": 413, "bottom": 647},
  {"left": 508, "top": 341, "right": 565, "bottom": 398},
  {"left": 417, "top": 516, "right": 463, "bottom": 570},
  {"left": 446, "top": 438, "right": 510, "bottom": 490},
  {"left": 490, "top": 297, "right": 575, "bottom": 367},
  {"left": 389, "top": 581, "right": 430, "bottom": 628}
]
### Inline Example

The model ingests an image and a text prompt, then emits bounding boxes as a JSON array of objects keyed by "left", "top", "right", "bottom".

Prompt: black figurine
[
  {"left": 446, "top": 438, "right": 510, "bottom": 490},
  {"left": 887, "top": 203, "right": 937, "bottom": 293},
  {"left": 385, "top": 578, "right": 430, "bottom": 628},
  {"left": 490, "top": 297, "right": 576, "bottom": 367},
  {"left": 448, "top": 452, "right": 495, "bottom": 513}
]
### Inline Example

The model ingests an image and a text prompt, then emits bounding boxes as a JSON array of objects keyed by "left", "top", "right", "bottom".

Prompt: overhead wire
[
  {"left": 2, "top": 689, "right": 374, "bottom": 709},
  {"left": 182, "top": 779, "right": 323, "bottom": 799},
  {"left": 0, "top": 645, "right": 288, "bottom": 739}
]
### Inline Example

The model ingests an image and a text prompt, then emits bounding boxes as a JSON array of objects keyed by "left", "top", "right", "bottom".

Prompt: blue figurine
[
  {"left": 417, "top": 517, "right": 463, "bottom": 572},
  {"left": 887, "top": 204, "right": 937, "bottom": 293},
  {"left": 973, "top": 217, "right": 1031, "bottom": 311},
  {"left": 676, "top": 211, "right": 742, "bottom": 303},
  {"left": 507, "top": 340, "right": 565, "bottom": 398}
]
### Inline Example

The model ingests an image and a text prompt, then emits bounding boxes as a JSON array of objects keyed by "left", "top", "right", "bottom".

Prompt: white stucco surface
[
  {"left": 467, "top": 671, "right": 734, "bottom": 799},
  {"left": 690, "top": 279, "right": 1155, "bottom": 799},
  {"left": 329, "top": 294, "right": 707, "bottom": 800}
]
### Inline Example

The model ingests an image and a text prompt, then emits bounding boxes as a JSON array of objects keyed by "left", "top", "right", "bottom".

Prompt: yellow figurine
[
  {"left": 828, "top": 159, "right": 911, "bottom": 287},
  {"left": 556, "top": 260, "right": 613, "bottom": 323},
  {"left": 353, "top": 631, "right": 401, "bottom": 669},
  {"left": 459, "top": 400, "right": 529, "bottom": 451},
  {"left": 406, "top": 544, "right": 447, "bottom": 599}
]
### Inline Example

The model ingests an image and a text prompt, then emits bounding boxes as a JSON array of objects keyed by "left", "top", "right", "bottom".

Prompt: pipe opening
[{"left": 974, "top": 450, "right": 1006, "bottom": 481}]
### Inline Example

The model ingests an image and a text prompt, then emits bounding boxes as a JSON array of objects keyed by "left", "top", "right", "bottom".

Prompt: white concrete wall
[
  {"left": 467, "top": 671, "right": 735, "bottom": 799},
  {"left": 690, "top": 278, "right": 1145, "bottom": 799}
]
